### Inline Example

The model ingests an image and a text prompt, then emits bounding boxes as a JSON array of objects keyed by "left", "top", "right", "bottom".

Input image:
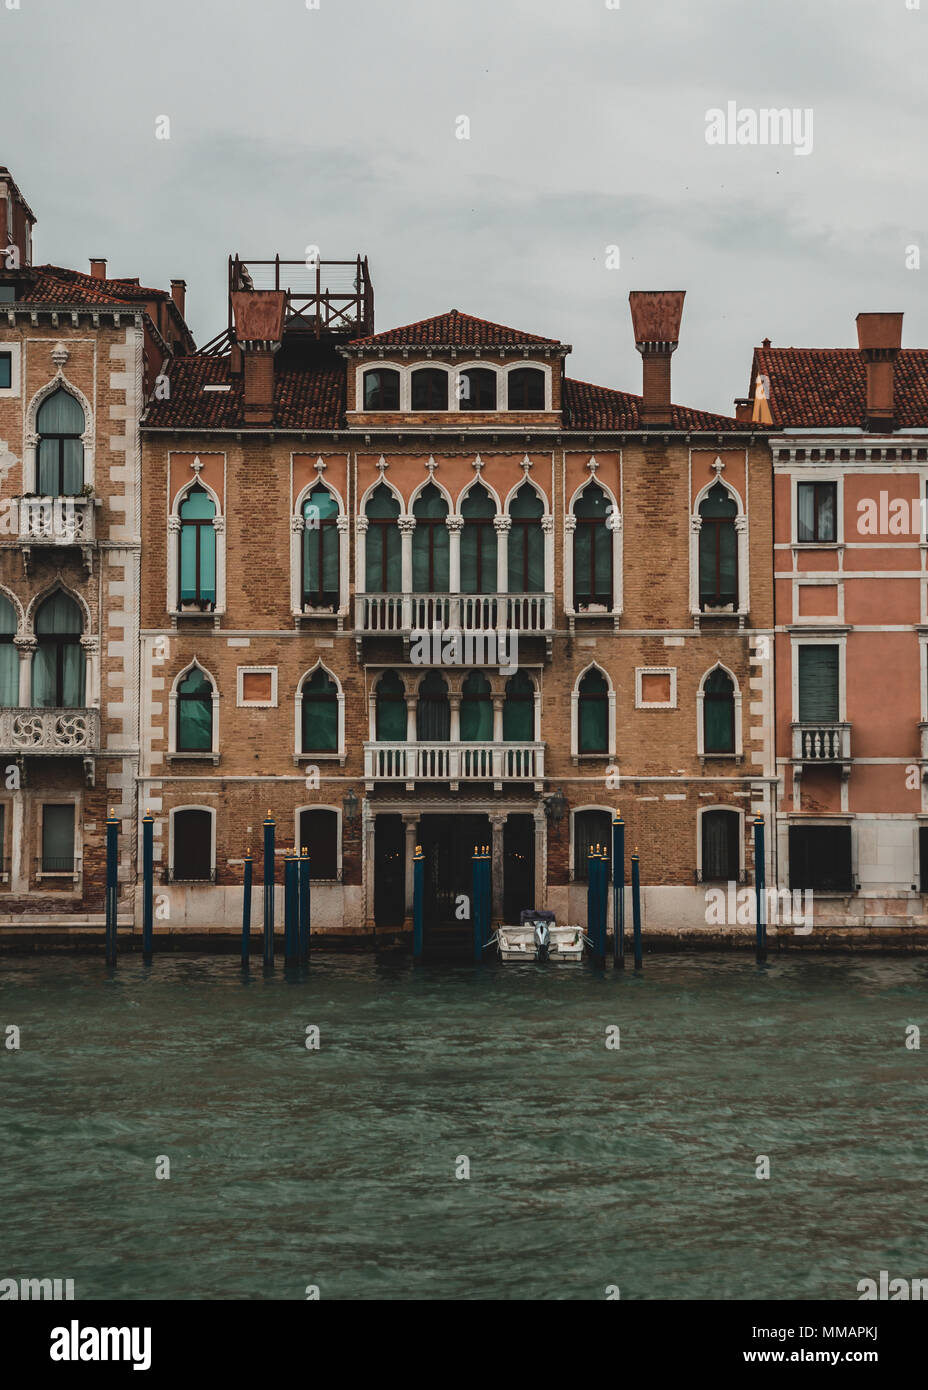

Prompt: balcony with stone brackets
[
  {"left": 12, "top": 495, "right": 98, "bottom": 575},
  {"left": 0, "top": 706, "right": 101, "bottom": 786},
  {"left": 790, "top": 722, "right": 852, "bottom": 781},
  {"left": 363, "top": 739, "right": 545, "bottom": 792},
  {"left": 354, "top": 592, "right": 555, "bottom": 660}
]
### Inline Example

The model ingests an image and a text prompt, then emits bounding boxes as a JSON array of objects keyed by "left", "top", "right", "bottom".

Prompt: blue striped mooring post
[
  {"left": 631, "top": 848, "right": 643, "bottom": 971},
  {"left": 105, "top": 808, "right": 119, "bottom": 967},
  {"left": 284, "top": 853, "right": 299, "bottom": 966},
  {"left": 612, "top": 812, "right": 625, "bottom": 969},
  {"left": 142, "top": 809, "right": 154, "bottom": 964},
  {"left": 241, "top": 850, "right": 253, "bottom": 970},
  {"left": 413, "top": 843, "right": 424, "bottom": 960},
  {"left": 299, "top": 849, "right": 311, "bottom": 965},
  {"left": 753, "top": 816, "right": 767, "bottom": 964},
  {"left": 263, "top": 812, "right": 275, "bottom": 969}
]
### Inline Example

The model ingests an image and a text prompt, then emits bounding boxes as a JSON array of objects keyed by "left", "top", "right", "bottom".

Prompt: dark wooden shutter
[{"left": 798, "top": 645, "right": 839, "bottom": 721}]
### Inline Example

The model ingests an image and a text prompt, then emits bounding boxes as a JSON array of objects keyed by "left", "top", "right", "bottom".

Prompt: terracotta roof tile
[
  {"left": 349, "top": 309, "right": 561, "bottom": 348},
  {"left": 753, "top": 347, "right": 928, "bottom": 428},
  {"left": 143, "top": 353, "right": 344, "bottom": 430},
  {"left": 19, "top": 265, "right": 173, "bottom": 307},
  {"left": 563, "top": 377, "right": 752, "bottom": 432}
]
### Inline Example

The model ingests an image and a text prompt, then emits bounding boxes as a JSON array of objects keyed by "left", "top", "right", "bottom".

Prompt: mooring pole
[
  {"left": 600, "top": 848, "right": 610, "bottom": 961},
  {"left": 299, "top": 848, "right": 311, "bottom": 965},
  {"left": 105, "top": 809, "right": 119, "bottom": 967},
  {"left": 483, "top": 843, "right": 492, "bottom": 948},
  {"left": 613, "top": 813, "right": 625, "bottom": 969},
  {"left": 142, "top": 809, "right": 154, "bottom": 964},
  {"left": 241, "top": 850, "right": 253, "bottom": 970},
  {"left": 413, "top": 843, "right": 424, "bottom": 960},
  {"left": 631, "top": 848, "right": 643, "bottom": 971},
  {"left": 753, "top": 815, "right": 767, "bottom": 964},
  {"left": 263, "top": 811, "right": 275, "bottom": 969},
  {"left": 284, "top": 854, "right": 298, "bottom": 966}
]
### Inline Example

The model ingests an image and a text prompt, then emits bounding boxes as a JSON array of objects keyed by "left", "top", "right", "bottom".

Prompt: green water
[{"left": 1, "top": 952, "right": 925, "bottom": 1301}]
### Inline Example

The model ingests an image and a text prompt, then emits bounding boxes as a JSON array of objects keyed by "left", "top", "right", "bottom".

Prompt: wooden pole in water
[
  {"left": 612, "top": 812, "right": 625, "bottom": 970},
  {"left": 299, "top": 848, "right": 311, "bottom": 965},
  {"left": 241, "top": 850, "right": 253, "bottom": 970},
  {"left": 263, "top": 812, "right": 275, "bottom": 969},
  {"left": 105, "top": 808, "right": 119, "bottom": 967},
  {"left": 413, "top": 844, "right": 424, "bottom": 960},
  {"left": 753, "top": 816, "right": 767, "bottom": 964},
  {"left": 142, "top": 809, "right": 154, "bottom": 964},
  {"left": 631, "top": 848, "right": 642, "bottom": 970}
]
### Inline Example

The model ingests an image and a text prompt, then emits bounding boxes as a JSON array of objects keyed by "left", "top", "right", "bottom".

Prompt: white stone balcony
[
  {"left": 0, "top": 707, "right": 100, "bottom": 755},
  {"left": 13, "top": 497, "right": 97, "bottom": 573},
  {"left": 791, "top": 722, "right": 851, "bottom": 767},
  {"left": 355, "top": 592, "right": 554, "bottom": 638},
  {"left": 364, "top": 740, "right": 545, "bottom": 791}
]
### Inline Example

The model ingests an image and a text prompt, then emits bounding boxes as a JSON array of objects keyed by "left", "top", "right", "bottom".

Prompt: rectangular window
[
  {"left": 0, "top": 353, "right": 11, "bottom": 390},
  {"left": 798, "top": 645, "right": 839, "bottom": 722},
  {"left": 797, "top": 482, "right": 837, "bottom": 543},
  {"left": 42, "top": 803, "right": 75, "bottom": 873},
  {"left": 789, "top": 825, "right": 852, "bottom": 892}
]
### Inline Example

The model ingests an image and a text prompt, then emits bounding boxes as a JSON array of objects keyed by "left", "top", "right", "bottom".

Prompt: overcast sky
[{"left": 4, "top": 0, "right": 927, "bottom": 414}]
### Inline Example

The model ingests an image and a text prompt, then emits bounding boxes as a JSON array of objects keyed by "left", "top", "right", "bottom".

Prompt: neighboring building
[
  {"left": 754, "top": 315, "right": 928, "bottom": 928},
  {"left": 141, "top": 258, "right": 776, "bottom": 940},
  {"left": 0, "top": 167, "right": 192, "bottom": 923}
]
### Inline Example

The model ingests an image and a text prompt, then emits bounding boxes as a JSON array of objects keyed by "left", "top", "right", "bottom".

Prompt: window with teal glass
[
  {"left": 176, "top": 667, "right": 214, "bottom": 752},
  {"left": 508, "top": 483, "right": 544, "bottom": 593},
  {"left": 37, "top": 389, "right": 84, "bottom": 495},
  {"left": 703, "top": 667, "right": 735, "bottom": 753},
  {"left": 578, "top": 667, "right": 608, "bottom": 753},
  {"left": 460, "top": 483, "right": 497, "bottom": 594},
  {"left": 302, "top": 483, "right": 339, "bottom": 608},
  {"left": 573, "top": 483, "right": 612, "bottom": 608},
  {"left": 416, "top": 671, "right": 450, "bottom": 740},
  {"left": 375, "top": 670, "right": 407, "bottom": 740},
  {"left": 179, "top": 483, "right": 217, "bottom": 609},
  {"left": 365, "top": 483, "right": 401, "bottom": 593},
  {"left": 503, "top": 670, "right": 534, "bottom": 740},
  {"left": 301, "top": 668, "right": 339, "bottom": 752},
  {"left": 412, "top": 482, "right": 449, "bottom": 591},
  {"left": 0, "top": 595, "right": 17, "bottom": 707},
  {"left": 460, "top": 671, "right": 493, "bottom": 740},
  {"left": 32, "top": 591, "right": 84, "bottom": 708},
  {"left": 699, "top": 482, "right": 738, "bottom": 608}
]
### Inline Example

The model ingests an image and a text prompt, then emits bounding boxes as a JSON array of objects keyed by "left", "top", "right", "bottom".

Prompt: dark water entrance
[
  {"left": 374, "top": 814, "right": 405, "bottom": 927},
  {"left": 503, "top": 813, "right": 535, "bottom": 921},
  {"left": 419, "top": 813, "right": 490, "bottom": 939}
]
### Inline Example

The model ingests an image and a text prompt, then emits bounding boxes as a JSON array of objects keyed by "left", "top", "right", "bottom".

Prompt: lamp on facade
[
  {"left": 544, "top": 789, "right": 567, "bottom": 824},
  {"left": 342, "top": 789, "right": 360, "bottom": 827}
]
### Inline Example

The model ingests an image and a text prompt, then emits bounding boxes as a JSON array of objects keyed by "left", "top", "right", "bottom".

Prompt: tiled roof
[
  {"left": 349, "top": 309, "right": 562, "bottom": 348},
  {"left": 753, "top": 347, "right": 928, "bottom": 428},
  {"left": 143, "top": 353, "right": 345, "bottom": 430},
  {"left": 18, "top": 265, "right": 175, "bottom": 307},
  {"left": 564, "top": 377, "right": 752, "bottom": 432}
]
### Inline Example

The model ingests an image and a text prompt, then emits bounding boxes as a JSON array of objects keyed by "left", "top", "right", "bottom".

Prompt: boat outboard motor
[{"left": 533, "top": 919, "right": 550, "bottom": 960}]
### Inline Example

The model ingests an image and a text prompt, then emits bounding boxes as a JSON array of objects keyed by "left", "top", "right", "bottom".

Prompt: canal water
[{"left": 1, "top": 952, "right": 925, "bottom": 1300}]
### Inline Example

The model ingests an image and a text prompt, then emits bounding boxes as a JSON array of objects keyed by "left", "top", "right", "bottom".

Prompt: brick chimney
[
  {"left": 856, "top": 312, "right": 903, "bottom": 432},
  {"left": 734, "top": 397, "right": 752, "bottom": 421},
  {"left": 89, "top": 258, "right": 107, "bottom": 280},
  {"left": 628, "top": 291, "right": 686, "bottom": 428},
  {"left": 231, "top": 290, "right": 286, "bottom": 425},
  {"left": 171, "top": 278, "right": 187, "bottom": 318}
]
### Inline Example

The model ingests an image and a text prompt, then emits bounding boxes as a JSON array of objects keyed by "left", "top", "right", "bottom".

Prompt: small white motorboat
[{"left": 496, "top": 910, "right": 586, "bottom": 963}]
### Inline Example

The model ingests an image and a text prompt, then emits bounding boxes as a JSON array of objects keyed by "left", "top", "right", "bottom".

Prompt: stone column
[
  {"left": 402, "top": 811, "right": 419, "bottom": 926},
  {"left": 15, "top": 634, "right": 36, "bottom": 706},
  {"left": 490, "top": 812, "right": 507, "bottom": 922},
  {"left": 494, "top": 514, "right": 511, "bottom": 595},
  {"left": 399, "top": 516, "right": 415, "bottom": 630},
  {"left": 533, "top": 806, "right": 547, "bottom": 912},
  {"left": 564, "top": 513, "right": 576, "bottom": 612},
  {"left": 362, "top": 800, "right": 376, "bottom": 928}
]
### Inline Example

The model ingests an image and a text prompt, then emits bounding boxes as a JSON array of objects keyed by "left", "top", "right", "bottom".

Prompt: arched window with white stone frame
[
  {"left": 169, "top": 660, "right": 220, "bottom": 760},
  {"left": 690, "top": 465, "right": 749, "bottom": 621},
  {"left": 291, "top": 473, "right": 348, "bottom": 620},
  {"left": 565, "top": 473, "right": 622, "bottom": 623},
  {"left": 24, "top": 371, "right": 95, "bottom": 495},
  {"left": 571, "top": 663, "right": 616, "bottom": 761},
  {"left": 295, "top": 661, "right": 345, "bottom": 763},
  {"left": 168, "top": 476, "right": 226, "bottom": 616},
  {"left": 697, "top": 662, "right": 743, "bottom": 758}
]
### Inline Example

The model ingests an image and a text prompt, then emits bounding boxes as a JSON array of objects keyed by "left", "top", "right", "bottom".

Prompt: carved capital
[
  {"left": 356, "top": 515, "right": 369, "bottom": 534},
  {"left": 212, "top": 516, "right": 226, "bottom": 534},
  {"left": 540, "top": 514, "right": 555, "bottom": 534},
  {"left": 564, "top": 516, "right": 577, "bottom": 534},
  {"left": 14, "top": 634, "right": 37, "bottom": 652},
  {"left": 398, "top": 516, "right": 417, "bottom": 535},
  {"left": 291, "top": 515, "right": 305, "bottom": 533},
  {"left": 493, "top": 516, "right": 512, "bottom": 534},
  {"left": 168, "top": 516, "right": 182, "bottom": 533},
  {"left": 336, "top": 515, "right": 350, "bottom": 534},
  {"left": 445, "top": 515, "right": 464, "bottom": 534}
]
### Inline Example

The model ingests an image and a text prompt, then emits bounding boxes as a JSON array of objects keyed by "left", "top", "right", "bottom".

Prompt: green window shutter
[
  {"left": 42, "top": 804, "right": 75, "bottom": 871},
  {"left": 798, "top": 645, "right": 839, "bottom": 721}
]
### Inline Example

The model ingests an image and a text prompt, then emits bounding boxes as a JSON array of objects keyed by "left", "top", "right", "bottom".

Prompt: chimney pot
[
  {"left": 171, "top": 278, "right": 187, "bottom": 319},
  {"left": 734, "top": 398, "right": 752, "bottom": 422},
  {"left": 628, "top": 291, "right": 685, "bottom": 427},
  {"left": 856, "top": 312, "right": 903, "bottom": 431},
  {"left": 89, "top": 258, "right": 107, "bottom": 280}
]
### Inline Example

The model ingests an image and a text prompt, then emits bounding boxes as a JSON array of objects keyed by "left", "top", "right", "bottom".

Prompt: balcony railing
[
  {"left": 15, "top": 497, "right": 95, "bottom": 545},
  {"left": 364, "top": 740, "right": 544, "bottom": 786},
  {"left": 0, "top": 708, "right": 100, "bottom": 754},
  {"left": 791, "top": 722, "right": 851, "bottom": 763},
  {"left": 355, "top": 592, "right": 554, "bottom": 637}
]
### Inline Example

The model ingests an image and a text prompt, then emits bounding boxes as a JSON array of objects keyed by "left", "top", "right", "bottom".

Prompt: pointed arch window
[
  {"left": 33, "top": 592, "right": 84, "bottom": 708},
  {"left": 365, "top": 483, "right": 401, "bottom": 593},
  {"left": 416, "top": 671, "right": 450, "bottom": 740},
  {"left": 375, "top": 670, "right": 407, "bottom": 741},
  {"left": 578, "top": 668, "right": 608, "bottom": 753},
  {"left": 699, "top": 482, "right": 738, "bottom": 609},
  {"left": 179, "top": 483, "right": 217, "bottom": 610},
  {"left": 508, "top": 483, "right": 544, "bottom": 593},
  {"left": 302, "top": 483, "right": 339, "bottom": 609},
  {"left": 703, "top": 668, "right": 735, "bottom": 753},
  {"left": 37, "top": 389, "right": 84, "bottom": 495},
  {"left": 0, "top": 596, "right": 17, "bottom": 706},
  {"left": 460, "top": 483, "right": 497, "bottom": 595},
  {"left": 573, "top": 483, "right": 612, "bottom": 609},
  {"left": 302, "top": 668, "right": 339, "bottom": 753},
  {"left": 411, "top": 368, "right": 448, "bottom": 411},
  {"left": 503, "top": 670, "right": 534, "bottom": 740},
  {"left": 412, "top": 482, "right": 449, "bottom": 592},
  {"left": 460, "top": 671, "right": 493, "bottom": 740},
  {"left": 176, "top": 667, "right": 214, "bottom": 752}
]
